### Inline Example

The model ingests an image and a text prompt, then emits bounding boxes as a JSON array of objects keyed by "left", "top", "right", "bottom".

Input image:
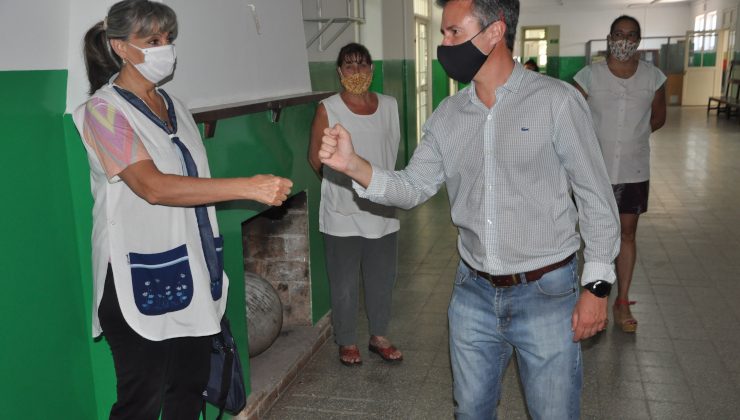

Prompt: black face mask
[{"left": 437, "top": 26, "right": 494, "bottom": 84}]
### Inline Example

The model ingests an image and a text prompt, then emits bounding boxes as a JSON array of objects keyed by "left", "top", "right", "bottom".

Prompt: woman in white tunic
[
  {"left": 574, "top": 15, "right": 666, "bottom": 333},
  {"left": 308, "top": 43, "right": 403, "bottom": 366},
  {"left": 76, "top": 1, "right": 292, "bottom": 418}
]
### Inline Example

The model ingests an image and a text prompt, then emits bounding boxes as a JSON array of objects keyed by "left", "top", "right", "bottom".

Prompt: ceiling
[{"left": 520, "top": 0, "right": 691, "bottom": 8}]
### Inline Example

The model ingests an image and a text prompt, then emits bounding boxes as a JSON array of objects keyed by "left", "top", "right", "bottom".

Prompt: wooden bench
[{"left": 708, "top": 59, "right": 740, "bottom": 120}]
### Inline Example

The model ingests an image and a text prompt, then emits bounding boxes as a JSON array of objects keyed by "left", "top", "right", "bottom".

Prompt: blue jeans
[{"left": 448, "top": 257, "right": 582, "bottom": 420}]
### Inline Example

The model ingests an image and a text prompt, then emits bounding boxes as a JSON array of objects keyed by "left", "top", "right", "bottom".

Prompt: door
[
  {"left": 682, "top": 29, "right": 729, "bottom": 105},
  {"left": 522, "top": 27, "right": 548, "bottom": 73},
  {"left": 415, "top": 18, "right": 431, "bottom": 144}
]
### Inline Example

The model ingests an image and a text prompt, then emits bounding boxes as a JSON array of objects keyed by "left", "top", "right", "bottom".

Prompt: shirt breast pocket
[{"left": 501, "top": 123, "right": 551, "bottom": 167}]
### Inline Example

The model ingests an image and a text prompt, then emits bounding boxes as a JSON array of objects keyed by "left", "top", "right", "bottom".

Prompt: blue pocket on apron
[
  {"left": 129, "top": 244, "right": 194, "bottom": 315},
  {"left": 211, "top": 236, "right": 225, "bottom": 300}
]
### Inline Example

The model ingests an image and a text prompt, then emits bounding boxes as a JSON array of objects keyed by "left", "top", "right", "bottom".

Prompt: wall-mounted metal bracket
[
  {"left": 192, "top": 91, "right": 334, "bottom": 138},
  {"left": 304, "top": 17, "right": 364, "bottom": 50},
  {"left": 304, "top": 0, "right": 365, "bottom": 51}
]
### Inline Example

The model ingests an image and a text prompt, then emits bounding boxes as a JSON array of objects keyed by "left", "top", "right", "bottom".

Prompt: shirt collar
[{"left": 466, "top": 60, "right": 525, "bottom": 107}]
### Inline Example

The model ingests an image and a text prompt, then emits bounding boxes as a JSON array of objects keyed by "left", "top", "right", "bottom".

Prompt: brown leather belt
[{"left": 464, "top": 254, "right": 575, "bottom": 288}]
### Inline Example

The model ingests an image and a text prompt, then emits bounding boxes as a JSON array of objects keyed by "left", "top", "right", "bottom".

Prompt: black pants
[{"left": 98, "top": 265, "right": 212, "bottom": 420}]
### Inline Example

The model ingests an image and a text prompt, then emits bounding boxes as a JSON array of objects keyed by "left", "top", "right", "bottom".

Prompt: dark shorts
[{"left": 612, "top": 180, "right": 649, "bottom": 214}]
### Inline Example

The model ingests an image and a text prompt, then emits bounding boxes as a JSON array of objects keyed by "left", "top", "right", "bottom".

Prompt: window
[
  {"left": 693, "top": 11, "right": 718, "bottom": 52},
  {"left": 524, "top": 29, "right": 546, "bottom": 39},
  {"left": 414, "top": 0, "right": 429, "bottom": 17},
  {"left": 706, "top": 11, "right": 717, "bottom": 50},
  {"left": 694, "top": 14, "right": 705, "bottom": 52},
  {"left": 694, "top": 14, "right": 705, "bottom": 31}
]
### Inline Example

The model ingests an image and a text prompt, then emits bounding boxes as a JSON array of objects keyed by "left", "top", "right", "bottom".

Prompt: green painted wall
[
  {"left": 200, "top": 103, "right": 331, "bottom": 327},
  {"left": 2, "top": 68, "right": 331, "bottom": 419},
  {"left": 0, "top": 70, "right": 103, "bottom": 419},
  {"left": 429, "top": 56, "right": 590, "bottom": 95},
  {"left": 62, "top": 114, "right": 118, "bottom": 420},
  {"left": 432, "top": 60, "right": 450, "bottom": 110},
  {"left": 556, "top": 56, "right": 587, "bottom": 83},
  {"left": 197, "top": 105, "right": 330, "bottom": 420},
  {"left": 691, "top": 51, "right": 717, "bottom": 67},
  {"left": 546, "top": 56, "right": 560, "bottom": 79}
]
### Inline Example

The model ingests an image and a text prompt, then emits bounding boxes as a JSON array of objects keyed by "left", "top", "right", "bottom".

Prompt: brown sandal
[
  {"left": 339, "top": 345, "right": 362, "bottom": 366},
  {"left": 368, "top": 343, "right": 403, "bottom": 362},
  {"left": 613, "top": 299, "right": 638, "bottom": 333}
]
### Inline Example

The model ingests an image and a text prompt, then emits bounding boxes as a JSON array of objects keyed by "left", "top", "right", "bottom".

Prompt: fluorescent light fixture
[{"left": 628, "top": 0, "right": 687, "bottom": 7}]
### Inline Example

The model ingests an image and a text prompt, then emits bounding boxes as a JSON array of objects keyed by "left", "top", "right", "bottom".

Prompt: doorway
[
  {"left": 682, "top": 29, "right": 730, "bottom": 105},
  {"left": 414, "top": 0, "right": 432, "bottom": 144},
  {"left": 522, "top": 26, "right": 548, "bottom": 73}
]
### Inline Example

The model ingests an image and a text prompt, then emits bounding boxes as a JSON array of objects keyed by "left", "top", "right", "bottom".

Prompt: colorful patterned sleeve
[{"left": 82, "top": 97, "right": 151, "bottom": 180}]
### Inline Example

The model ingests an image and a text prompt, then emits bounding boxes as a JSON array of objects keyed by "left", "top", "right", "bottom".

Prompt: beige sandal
[{"left": 613, "top": 299, "right": 638, "bottom": 333}]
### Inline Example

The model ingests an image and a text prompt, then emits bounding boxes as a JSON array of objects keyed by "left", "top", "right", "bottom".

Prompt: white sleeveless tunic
[
  {"left": 73, "top": 81, "right": 227, "bottom": 340},
  {"left": 574, "top": 60, "right": 666, "bottom": 184},
  {"left": 320, "top": 93, "right": 401, "bottom": 238}
]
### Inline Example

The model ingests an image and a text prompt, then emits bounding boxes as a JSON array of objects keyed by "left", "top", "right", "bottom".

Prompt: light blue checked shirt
[{"left": 356, "top": 62, "right": 620, "bottom": 285}]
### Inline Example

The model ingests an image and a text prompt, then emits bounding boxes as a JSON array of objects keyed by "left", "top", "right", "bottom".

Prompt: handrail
[{"left": 191, "top": 91, "right": 334, "bottom": 138}]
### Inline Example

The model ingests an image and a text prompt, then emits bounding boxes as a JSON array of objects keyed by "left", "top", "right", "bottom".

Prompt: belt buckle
[
  {"left": 510, "top": 274, "right": 519, "bottom": 286},
  {"left": 487, "top": 273, "right": 520, "bottom": 288}
]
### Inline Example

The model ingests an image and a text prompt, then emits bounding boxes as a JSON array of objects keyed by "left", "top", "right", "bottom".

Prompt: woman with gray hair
[{"left": 76, "top": 0, "right": 292, "bottom": 418}]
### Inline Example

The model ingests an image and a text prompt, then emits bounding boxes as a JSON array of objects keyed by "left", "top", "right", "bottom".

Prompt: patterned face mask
[
  {"left": 608, "top": 39, "right": 639, "bottom": 62},
  {"left": 340, "top": 71, "right": 373, "bottom": 95}
]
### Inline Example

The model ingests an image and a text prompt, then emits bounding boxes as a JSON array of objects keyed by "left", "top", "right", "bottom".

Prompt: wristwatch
[{"left": 583, "top": 280, "right": 612, "bottom": 298}]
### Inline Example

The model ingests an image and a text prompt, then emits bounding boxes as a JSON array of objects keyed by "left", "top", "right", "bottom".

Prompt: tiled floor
[{"left": 264, "top": 107, "right": 740, "bottom": 419}]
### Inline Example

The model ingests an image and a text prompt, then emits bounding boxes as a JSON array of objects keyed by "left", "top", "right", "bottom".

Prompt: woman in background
[
  {"left": 308, "top": 43, "right": 403, "bottom": 366},
  {"left": 574, "top": 15, "right": 666, "bottom": 333},
  {"left": 523, "top": 58, "right": 539, "bottom": 72},
  {"left": 77, "top": 0, "right": 292, "bottom": 417}
]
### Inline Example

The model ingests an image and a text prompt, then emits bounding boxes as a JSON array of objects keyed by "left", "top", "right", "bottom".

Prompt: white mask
[{"left": 128, "top": 44, "right": 176, "bottom": 84}]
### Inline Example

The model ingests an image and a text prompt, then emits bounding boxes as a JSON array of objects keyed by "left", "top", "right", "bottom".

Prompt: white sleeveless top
[
  {"left": 574, "top": 60, "right": 666, "bottom": 184},
  {"left": 73, "top": 81, "right": 227, "bottom": 340},
  {"left": 320, "top": 93, "right": 400, "bottom": 238}
]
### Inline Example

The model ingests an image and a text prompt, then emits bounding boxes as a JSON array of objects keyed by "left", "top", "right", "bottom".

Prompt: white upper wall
[
  {"left": 381, "top": 0, "right": 414, "bottom": 60},
  {"left": 690, "top": 0, "right": 739, "bottom": 19},
  {"left": 302, "top": 0, "right": 413, "bottom": 62},
  {"left": 519, "top": 4, "right": 691, "bottom": 56},
  {"left": 162, "top": 0, "right": 310, "bottom": 109},
  {"left": 0, "top": 0, "right": 72, "bottom": 70},
  {"left": 429, "top": 2, "right": 691, "bottom": 58},
  {"left": 303, "top": 0, "right": 362, "bottom": 62},
  {"left": 359, "top": 0, "right": 384, "bottom": 60},
  {"left": 431, "top": 1, "right": 443, "bottom": 58},
  {"left": 0, "top": 0, "right": 311, "bottom": 113},
  {"left": 690, "top": 0, "right": 740, "bottom": 50},
  {"left": 66, "top": 0, "right": 118, "bottom": 113}
]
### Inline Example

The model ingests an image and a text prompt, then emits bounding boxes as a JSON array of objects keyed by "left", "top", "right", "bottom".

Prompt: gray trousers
[{"left": 323, "top": 232, "right": 398, "bottom": 346}]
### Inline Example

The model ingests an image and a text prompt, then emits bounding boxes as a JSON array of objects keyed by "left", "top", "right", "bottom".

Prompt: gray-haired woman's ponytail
[{"left": 83, "top": 20, "right": 123, "bottom": 95}]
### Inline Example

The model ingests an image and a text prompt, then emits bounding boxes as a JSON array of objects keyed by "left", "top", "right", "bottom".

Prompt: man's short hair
[{"left": 435, "top": 0, "right": 520, "bottom": 50}]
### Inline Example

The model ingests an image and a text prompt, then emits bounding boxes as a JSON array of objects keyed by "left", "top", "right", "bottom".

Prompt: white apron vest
[{"left": 73, "top": 82, "right": 227, "bottom": 340}]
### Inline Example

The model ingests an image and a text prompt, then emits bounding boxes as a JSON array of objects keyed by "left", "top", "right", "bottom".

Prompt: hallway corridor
[{"left": 265, "top": 107, "right": 740, "bottom": 420}]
